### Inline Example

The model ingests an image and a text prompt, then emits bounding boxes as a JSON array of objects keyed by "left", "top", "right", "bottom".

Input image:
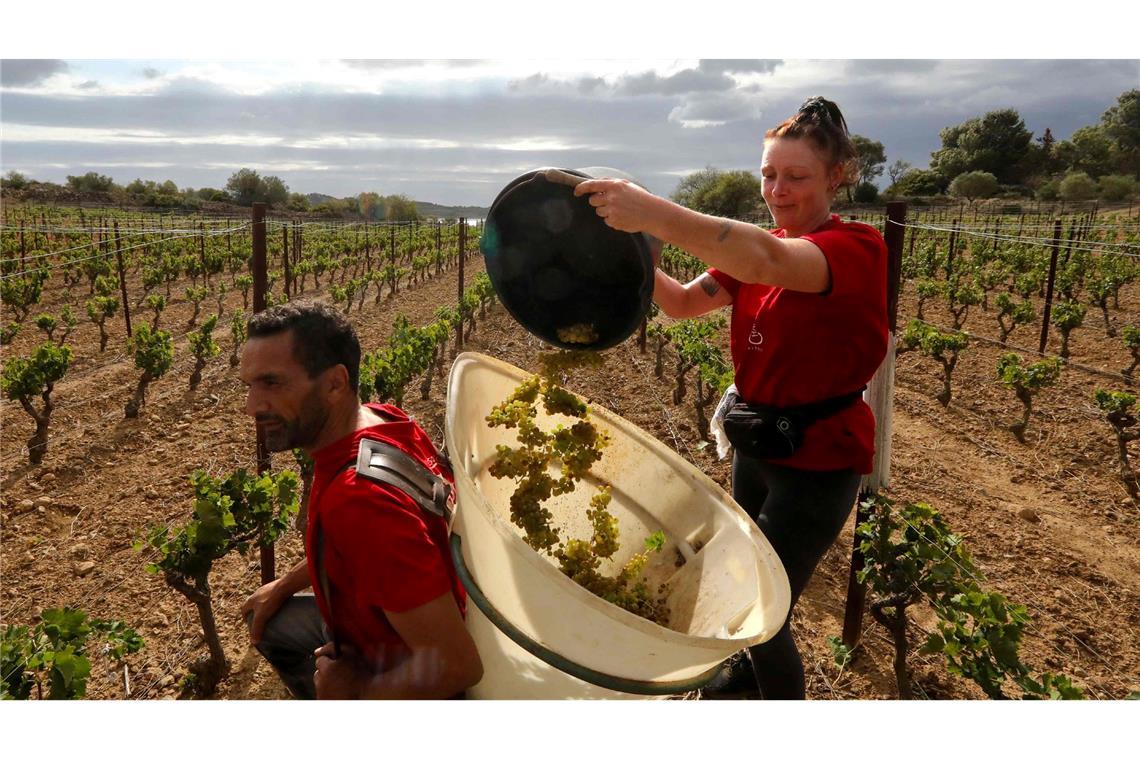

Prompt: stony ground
[{"left": 2, "top": 235, "right": 1138, "bottom": 700}]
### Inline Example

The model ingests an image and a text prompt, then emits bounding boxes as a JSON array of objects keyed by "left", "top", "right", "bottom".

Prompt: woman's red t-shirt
[{"left": 707, "top": 215, "right": 888, "bottom": 474}]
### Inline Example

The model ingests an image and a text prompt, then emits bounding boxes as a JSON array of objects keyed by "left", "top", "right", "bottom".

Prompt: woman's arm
[
  {"left": 575, "top": 179, "right": 830, "bottom": 293},
  {"left": 654, "top": 269, "right": 733, "bottom": 318}
]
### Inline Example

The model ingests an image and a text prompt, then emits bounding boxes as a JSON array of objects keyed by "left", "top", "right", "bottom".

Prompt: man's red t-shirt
[
  {"left": 306, "top": 403, "right": 465, "bottom": 668},
  {"left": 707, "top": 215, "right": 888, "bottom": 474}
]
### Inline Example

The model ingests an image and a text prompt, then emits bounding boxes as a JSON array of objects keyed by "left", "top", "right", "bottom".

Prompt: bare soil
[{"left": 2, "top": 240, "right": 1138, "bottom": 700}]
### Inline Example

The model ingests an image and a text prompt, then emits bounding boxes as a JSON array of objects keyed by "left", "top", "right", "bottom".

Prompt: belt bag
[{"left": 722, "top": 386, "right": 866, "bottom": 459}]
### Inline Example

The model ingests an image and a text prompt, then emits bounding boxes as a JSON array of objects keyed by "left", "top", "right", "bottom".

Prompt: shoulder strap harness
[
  {"left": 336, "top": 438, "right": 454, "bottom": 527},
  {"left": 317, "top": 428, "right": 455, "bottom": 657}
]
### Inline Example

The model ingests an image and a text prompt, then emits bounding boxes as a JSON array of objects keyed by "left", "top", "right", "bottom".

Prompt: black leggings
[{"left": 732, "top": 453, "right": 861, "bottom": 700}]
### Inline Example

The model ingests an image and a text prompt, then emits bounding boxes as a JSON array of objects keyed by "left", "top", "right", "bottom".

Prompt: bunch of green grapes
[
  {"left": 486, "top": 351, "right": 668, "bottom": 625},
  {"left": 556, "top": 323, "right": 599, "bottom": 345}
]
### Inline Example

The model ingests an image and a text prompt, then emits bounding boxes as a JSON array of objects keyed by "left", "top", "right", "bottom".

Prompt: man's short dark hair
[{"left": 247, "top": 301, "right": 361, "bottom": 391}]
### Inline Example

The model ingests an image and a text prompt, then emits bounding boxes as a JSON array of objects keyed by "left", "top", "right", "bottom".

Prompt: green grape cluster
[{"left": 486, "top": 352, "right": 668, "bottom": 625}]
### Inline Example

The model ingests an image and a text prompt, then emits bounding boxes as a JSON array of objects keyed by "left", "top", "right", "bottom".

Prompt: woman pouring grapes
[{"left": 575, "top": 97, "right": 888, "bottom": 699}]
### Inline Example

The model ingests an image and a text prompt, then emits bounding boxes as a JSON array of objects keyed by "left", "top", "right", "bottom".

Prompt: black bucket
[{"left": 480, "top": 167, "right": 655, "bottom": 351}]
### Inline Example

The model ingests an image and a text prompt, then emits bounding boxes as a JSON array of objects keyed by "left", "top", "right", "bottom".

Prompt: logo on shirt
[{"left": 747, "top": 323, "right": 764, "bottom": 351}]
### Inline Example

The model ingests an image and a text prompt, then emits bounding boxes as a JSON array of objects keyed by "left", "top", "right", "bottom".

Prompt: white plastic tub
[{"left": 445, "top": 352, "right": 790, "bottom": 699}]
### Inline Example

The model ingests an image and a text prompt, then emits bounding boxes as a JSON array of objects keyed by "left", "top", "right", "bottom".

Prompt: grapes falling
[{"left": 485, "top": 350, "right": 668, "bottom": 625}]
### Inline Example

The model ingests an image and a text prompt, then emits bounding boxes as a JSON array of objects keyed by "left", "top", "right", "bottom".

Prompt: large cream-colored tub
[{"left": 445, "top": 352, "right": 790, "bottom": 699}]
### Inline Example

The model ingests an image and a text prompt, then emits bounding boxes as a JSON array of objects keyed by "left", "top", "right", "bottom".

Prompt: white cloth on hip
[{"left": 711, "top": 383, "right": 738, "bottom": 460}]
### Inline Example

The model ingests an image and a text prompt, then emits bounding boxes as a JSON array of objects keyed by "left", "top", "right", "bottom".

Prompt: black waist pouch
[{"left": 722, "top": 387, "right": 866, "bottom": 459}]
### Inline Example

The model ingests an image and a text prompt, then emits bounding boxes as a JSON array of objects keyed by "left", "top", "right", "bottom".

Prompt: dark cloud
[
  {"left": 1, "top": 59, "right": 68, "bottom": 87},
  {"left": 577, "top": 77, "right": 605, "bottom": 95},
  {"left": 342, "top": 59, "right": 485, "bottom": 69},
  {"left": 77, "top": 80, "right": 99, "bottom": 90},
  {"left": 142, "top": 67, "right": 163, "bottom": 79},
  {"left": 617, "top": 67, "right": 735, "bottom": 96},
  {"left": 698, "top": 60, "right": 783, "bottom": 75},
  {"left": 3, "top": 60, "right": 1137, "bottom": 203},
  {"left": 845, "top": 60, "right": 939, "bottom": 76},
  {"left": 508, "top": 73, "right": 548, "bottom": 91},
  {"left": 669, "top": 91, "right": 764, "bottom": 125}
]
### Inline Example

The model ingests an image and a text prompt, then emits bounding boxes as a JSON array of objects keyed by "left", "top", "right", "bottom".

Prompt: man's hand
[
  {"left": 240, "top": 578, "right": 285, "bottom": 645},
  {"left": 241, "top": 559, "right": 310, "bottom": 644},
  {"left": 314, "top": 642, "right": 370, "bottom": 700}
]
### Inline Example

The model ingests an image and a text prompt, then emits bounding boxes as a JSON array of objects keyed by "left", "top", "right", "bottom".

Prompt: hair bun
[{"left": 797, "top": 96, "right": 848, "bottom": 134}]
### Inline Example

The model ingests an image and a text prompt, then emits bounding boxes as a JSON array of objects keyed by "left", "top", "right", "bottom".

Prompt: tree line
[
  {"left": 671, "top": 89, "right": 1140, "bottom": 218},
  {"left": 0, "top": 168, "right": 425, "bottom": 221}
]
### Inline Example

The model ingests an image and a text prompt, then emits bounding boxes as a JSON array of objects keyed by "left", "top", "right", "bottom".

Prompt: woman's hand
[{"left": 574, "top": 178, "right": 664, "bottom": 234}]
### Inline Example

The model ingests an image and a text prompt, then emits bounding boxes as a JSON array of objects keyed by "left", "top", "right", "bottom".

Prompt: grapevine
[
  {"left": 1, "top": 607, "right": 143, "bottom": 700},
  {"left": 138, "top": 468, "right": 298, "bottom": 696},
  {"left": 856, "top": 495, "right": 1084, "bottom": 700},
  {"left": 1, "top": 341, "right": 73, "bottom": 465}
]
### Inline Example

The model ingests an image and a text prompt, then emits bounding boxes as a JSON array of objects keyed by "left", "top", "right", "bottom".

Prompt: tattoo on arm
[
  {"left": 717, "top": 221, "right": 732, "bottom": 242},
  {"left": 698, "top": 275, "right": 721, "bottom": 297}
]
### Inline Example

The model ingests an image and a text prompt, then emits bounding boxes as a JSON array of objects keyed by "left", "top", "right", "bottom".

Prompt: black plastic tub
[{"left": 480, "top": 167, "right": 655, "bottom": 351}]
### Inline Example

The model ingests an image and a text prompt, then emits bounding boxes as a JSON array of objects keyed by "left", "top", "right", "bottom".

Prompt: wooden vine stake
[
  {"left": 842, "top": 201, "right": 905, "bottom": 648},
  {"left": 250, "top": 202, "right": 274, "bottom": 583}
]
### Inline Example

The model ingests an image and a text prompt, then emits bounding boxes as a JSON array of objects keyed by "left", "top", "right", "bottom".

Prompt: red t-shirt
[
  {"left": 306, "top": 403, "right": 465, "bottom": 668},
  {"left": 707, "top": 215, "right": 888, "bottom": 473}
]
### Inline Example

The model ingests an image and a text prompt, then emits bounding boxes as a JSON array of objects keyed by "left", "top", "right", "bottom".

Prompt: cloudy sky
[{"left": 2, "top": 8, "right": 1137, "bottom": 207}]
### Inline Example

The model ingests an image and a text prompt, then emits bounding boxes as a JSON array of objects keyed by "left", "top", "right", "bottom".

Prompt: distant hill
[
  {"left": 304, "top": 193, "right": 487, "bottom": 220},
  {"left": 415, "top": 200, "right": 488, "bottom": 220}
]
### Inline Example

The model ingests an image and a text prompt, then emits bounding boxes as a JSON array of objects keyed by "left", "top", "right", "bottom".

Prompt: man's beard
[{"left": 258, "top": 386, "right": 329, "bottom": 452}]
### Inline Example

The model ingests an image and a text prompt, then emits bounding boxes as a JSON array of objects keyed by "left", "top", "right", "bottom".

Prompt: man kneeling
[{"left": 239, "top": 302, "right": 481, "bottom": 699}]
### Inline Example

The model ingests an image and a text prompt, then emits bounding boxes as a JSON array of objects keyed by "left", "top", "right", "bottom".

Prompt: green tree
[
  {"left": 1101, "top": 88, "right": 1140, "bottom": 177},
  {"left": 383, "top": 194, "right": 421, "bottom": 222},
  {"left": 948, "top": 171, "right": 1000, "bottom": 203},
  {"left": 1055, "top": 126, "right": 1116, "bottom": 178},
  {"left": 358, "top": 191, "right": 385, "bottom": 220},
  {"left": 1098, "top": 174, "right": 1137, "bottom": 201},
  {"left": 35, "top": 307, "right": 76, "bottom": 346},
  {"left": 853, "top": 182, "right": 879, "bottom": 203},
  {"left": 225, "top": 168, "right": 262, "bottom": 206},
  {"left": 889, "top": 168, "right": 947, "bottom": 196},
  {"left": 261, "top": 175, "right": 289, "bottom": 206},
  {"left": 2, "top": 170, "right": 29, "bottom": 190},
  {"left": 65, "top": 171, "right": 117, "bottom": 193},
  {"left": 850, "top": 134, "right": 887, "bottom": 198},
  {"left": 887, "top": 159, "right": 912, "bottom": 186},
  {"left": 929, "top": 109, "right": 1035, "bottom": 185},
  {"left": 671, "top": 167, "right": 763, "bottom": 219},
  {"left": 1035, "top": 177, "right": 1061, "bottom": 201},
  {"left": 1, "top": 268, "right": 48, "bottom": 322},
  {"left": 1058, "top": 171, "right": 1099, "bottom": 201},
  {"left": 671, "top": 166, "right": 722, "bottom": 208}
]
